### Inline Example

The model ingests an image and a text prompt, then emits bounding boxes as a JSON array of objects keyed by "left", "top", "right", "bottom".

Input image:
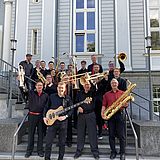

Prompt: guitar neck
[{"left": 57, "top": 100, "right": 85, "bottom": 115}]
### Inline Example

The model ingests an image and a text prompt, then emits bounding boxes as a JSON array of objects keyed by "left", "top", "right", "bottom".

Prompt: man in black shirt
[
  {"left": 88, "top": 55, "right": 103, "bottom": 74},
  {"left": 78, "top": 60, "right": 88, "bottom": 91},
  {"left": 43, "top": 82, "right": 73, "bottom": 160},
  {"left": 40, "top": 60, "right": 47, "bottom": 77},
  {"left": 19, "top": 54, "right": 34, "bottom": 90},
  {"left": 45, "top": 61, "right": 55, "bottom": 78},
  {"left": 74, "top": 81, "right": 99, "bottom": 160},
  {"left": 108, "top": 60, "right": 125, "bottom": 81},
  {"left": 113, "top": 68, "right": 127, "bottom": 91},
  {"left": 25, "top": 81, "right": 49, "bottom": 158},
  {"left": 44, "top": 74, "right": 57, "bottom": 96}
]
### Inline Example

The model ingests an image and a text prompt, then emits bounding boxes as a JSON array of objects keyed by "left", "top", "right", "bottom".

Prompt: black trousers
[
  {"left": 95, "top": 96, "right": 104, "bottom": 136},
  {"left": 76, "top": 112, "right": 99, "bottom": 156},
  {"left": 66, "top": 116, "right": 72, "bottom": 144},
  {"left": 108, "top": 112, "right": 126, "bottom": 154},
  {"left": 26, "top": 114, "right": 43, "bottom": 154},
  {"left": 45, "top": 121, "right": 67, "bottom": 159}
]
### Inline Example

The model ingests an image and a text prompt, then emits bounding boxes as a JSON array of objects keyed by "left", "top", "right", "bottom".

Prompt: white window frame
[
  {"left": 73, "top": 0, "right": 98, "bottom": 56},
  {"left": 149, "top": 0, "right": 160, "bottom": 53},
  {"left": 31, "top": 29, "right": 38, "bottom": 55},
  {"left": 153, "top": 85, "right": 160, "bottom": 116}
]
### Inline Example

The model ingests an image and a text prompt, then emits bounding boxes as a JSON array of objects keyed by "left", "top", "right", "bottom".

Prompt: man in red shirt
[{"left": 101, "top": 78, "right": 127, "bottom": 160}]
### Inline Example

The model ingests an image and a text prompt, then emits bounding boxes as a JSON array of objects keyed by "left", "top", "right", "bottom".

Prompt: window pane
[
  {"left": 87, "top": 0, "right": 95, "bottom": 8},
  {"left": 76, "top": 0, "right": 84, "bottom": 9},
  {"left": 87, "top": 34, "right": 95, "bottom": 52},
  {"left": 150, "top": 10, "right": 159, "bottom": 27},
  {"left": 76, "top": 35, "right": 84, "bottom": 52},
  {"left": 151, "top": 32, "right": 160, "bottom": 50},
  {"left": 87, "top": 12, "right": 95, "bottom": 30},
  {"left": 76, "top": 12, "right": 84, "bottom": 30},
  {"left": 149, "top": 0, "right": 159, "bottom": 6}
]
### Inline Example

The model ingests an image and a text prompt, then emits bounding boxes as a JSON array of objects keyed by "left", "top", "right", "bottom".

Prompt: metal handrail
[
  {"left": 11, "top": 112, "right": 29, "bottom": 160},
  {"left": 131, "top": 91, "right": 160, "bottom": 120},
  {"left": 125, "top": 109, "right": 139, "bottom": 160}
]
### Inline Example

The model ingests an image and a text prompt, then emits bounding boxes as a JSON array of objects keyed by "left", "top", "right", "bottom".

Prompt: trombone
[{"left": 80, "top": 71, "right": 109, "bottom": 85}]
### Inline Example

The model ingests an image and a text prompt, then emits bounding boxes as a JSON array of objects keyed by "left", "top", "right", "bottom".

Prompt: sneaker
[{"left": 98, "top": 135, "right": 103, "bottom": 140}]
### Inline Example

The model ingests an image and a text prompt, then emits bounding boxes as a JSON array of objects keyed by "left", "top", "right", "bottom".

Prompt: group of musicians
[{"left": 19, "top": 53, "right": 127, "bottom": 160}]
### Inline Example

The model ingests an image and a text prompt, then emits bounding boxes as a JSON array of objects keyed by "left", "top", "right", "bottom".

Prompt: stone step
[
  {"left": 21, "top": 134, "right": 135, "bottom": 145},
  {"left": 16, "top": 143, "right": 136, "bottom": 155},
  {"left": 1, "top": 152, "right": 160, "bottom": 160}
]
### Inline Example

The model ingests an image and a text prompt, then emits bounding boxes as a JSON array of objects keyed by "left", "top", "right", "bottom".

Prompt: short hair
[
  {"left": 108, "top": 61, "right": 114, "bottom": 64},
  {"left": 41, "top": 60, "right": 46, "bottom": 63},
  {"left": 60, "top": 62, "right": 65, "bottom": 65},
  {"left": 91, "top": 54, "right": 96, "bottom": 57},
  {"left": 45, "top": 74, "right": 52, "bottom": 78},
  {"left": 93, "top": 64, "right": 100, "bottom": 67},
  {"left": 114, "top": 68, "right": 120, "bottom": 72},
  {"left": 81, "top": 60, "right": 86, "bottom": 64},
  {"left": 111, "top": 78, "right": 118, "bottom": 84},
  {"left": 48, "top": 61, "right": 54, "bottom": 65},
  {"left": 35, "top": 80, "right": 43, "bottom": 85},
  {"left": 58, "top": 81, "right": 66, "bottom": 87}
]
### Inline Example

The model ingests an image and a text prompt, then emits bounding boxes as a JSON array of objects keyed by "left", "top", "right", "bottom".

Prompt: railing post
[{"left": 130, "top": 100, "right": 133, "bottom": 119}]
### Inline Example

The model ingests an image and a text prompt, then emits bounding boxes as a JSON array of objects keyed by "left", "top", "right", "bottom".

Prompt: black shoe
[
  {"left": 74, "top": 152, "right": 81, "bottom": 159},
  {"left": 44, "top": 157, "right": 51, "bottom": 160},
  {"left": 120, "top": 153, "right": 125, "bottom": 160},
  {"left": 38, "top": 152, "right": 44, "bottom": 157},
  {"left": 93, "top": 154, "right": 99, "bottom": 160},
  {"left": 66, "top": 142, "right": 72, "bottom": 147},
  {"left": 110, "top": 152, "right": 117, "bottom": 159},
  {"left": 58, "top": 157, "right": 63, "bottom": 160},
  {"left": 25, "top": 152, "right": 31, "bottom": 158}
]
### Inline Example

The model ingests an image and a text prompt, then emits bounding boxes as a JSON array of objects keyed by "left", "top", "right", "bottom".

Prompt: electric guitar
[{"left": 44, "top": 97, "right": 92, "bottom": 126}]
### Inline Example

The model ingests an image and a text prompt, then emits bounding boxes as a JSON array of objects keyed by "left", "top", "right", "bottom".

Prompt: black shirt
[
  {"left": 44, "top": 83, "right": 57, "bottom": 96},
  {"left": 108, "top": 60, "right": 125, "bottom": 81},
  {"left": 31, "top": 67, "right": 39, "bottom": 81},
  {"left": 77, "top": 68, "right": 88, "bottom": 90},
  {"left": 88, "top": 63, "right": 103, "bottom": 73},
  {"left": 19, "top": 60, "right": 33, "bottom": 77},
  {"left": 44, "top": 93, "right": 73, "bottom": 119},
  {"left": 28, "top": 90, "right": 49, "bottom": 113},
  {"left": 76, "top": 90, "right": 95, "bottom": 114}
]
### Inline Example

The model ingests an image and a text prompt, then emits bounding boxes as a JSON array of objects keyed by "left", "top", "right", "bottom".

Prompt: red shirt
[{"left": 102, "top": 89, "right": 124, "bottom": 109}]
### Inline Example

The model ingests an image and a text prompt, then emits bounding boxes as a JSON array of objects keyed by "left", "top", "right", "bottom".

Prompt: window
[
  {"left": 149, "top": 0, "right": 160, "bottom": 51},
  {"left": 73, "top": 0, "right": 98, "bottom": 55},
  {"left": 32, "top": 29, "right": 38, "bottom": 55},
  {"left": 153, "top": 85, "right": 160, "bottom": 115}
]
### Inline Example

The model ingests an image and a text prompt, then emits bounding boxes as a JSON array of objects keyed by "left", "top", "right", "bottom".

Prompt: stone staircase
[{"left": 10, "top": 121, "right": 138, "bottom": 160}]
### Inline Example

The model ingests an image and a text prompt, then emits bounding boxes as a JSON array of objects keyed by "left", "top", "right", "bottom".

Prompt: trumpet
[
  {"left": 36, "top": 69, "right": 47, "bottom": 84},
  {"left": 18, "top": 65, "right": 25, "bottom": 88},
  {"left": 80, "top": 71, "right": 109, "bottom": 85}
]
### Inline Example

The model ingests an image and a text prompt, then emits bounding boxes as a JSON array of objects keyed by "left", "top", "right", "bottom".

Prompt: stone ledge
[
  {"left": 0, "top": 118, "right": 27, "bottom": 152},
  {"left": 133, "top": 120, "right": 160, "bottom": 156}
]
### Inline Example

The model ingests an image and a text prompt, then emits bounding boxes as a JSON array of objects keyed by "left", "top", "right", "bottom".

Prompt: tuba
[
  {"left": 118, "top": 52, "right": 127, "bottom": 62},
  {"left": 103, "top": 80, "right": 136, "bottom": 120}
]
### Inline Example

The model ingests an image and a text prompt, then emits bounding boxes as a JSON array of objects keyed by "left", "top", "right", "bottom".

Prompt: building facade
[{"left": 0, "top": 0, "right": 160, "bottom": 120}]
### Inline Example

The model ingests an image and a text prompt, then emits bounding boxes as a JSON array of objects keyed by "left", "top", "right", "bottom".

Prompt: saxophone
[
  {"left": 103, "top": 80, "right": 136, "bottom": 120},
  {"left": 36, "top": 69, "right": 47, "bottom": 84}
]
